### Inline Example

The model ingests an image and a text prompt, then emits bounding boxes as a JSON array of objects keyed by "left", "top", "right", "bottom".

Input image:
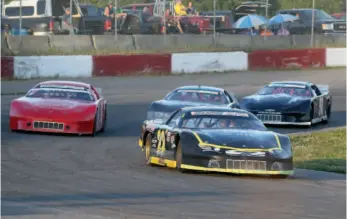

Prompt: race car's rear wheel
[{"left": 145, "top": 134, "right": 152, "bottom": 165}]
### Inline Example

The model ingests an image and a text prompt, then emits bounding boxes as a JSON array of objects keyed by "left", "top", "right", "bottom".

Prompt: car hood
[
  {"left": 11, "top": 97, "right": 97, "bottom": 120},
  {"left": 149, "top": 99, "right": 222, "bottom": 112},
  {"left": 193, "top": 129, "right": 280, "bottom": 150},
  {"left": 240, "top": 94, "right": 311, "bottom": 112}
]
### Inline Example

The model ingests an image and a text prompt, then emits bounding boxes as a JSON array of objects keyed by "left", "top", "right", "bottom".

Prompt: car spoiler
[{"left": 316, "top": 84, "right": 329, "bottom": 94}]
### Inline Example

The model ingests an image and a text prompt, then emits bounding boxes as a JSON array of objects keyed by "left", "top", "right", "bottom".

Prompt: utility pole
[{"left": 310, "top": 0, "right": 315, "bottom": 48}]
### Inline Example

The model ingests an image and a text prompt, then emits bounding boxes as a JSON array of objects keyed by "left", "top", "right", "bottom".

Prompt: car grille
[
  {"left": 333, "top": 23, "right": 346, "bottom": 32},
  {"left": 256, "top": 114, "right": 282, "bottom": 122},
  {"left": 227, "top": 159, "right": 266, "bottom": 170},
  {"left": 33, "top": 121, "right": 64, "bottom": 130}
]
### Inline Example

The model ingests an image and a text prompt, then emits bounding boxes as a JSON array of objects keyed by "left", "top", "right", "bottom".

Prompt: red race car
[{"left": 9, "top": 80, "right": 107, "bottom": 136}]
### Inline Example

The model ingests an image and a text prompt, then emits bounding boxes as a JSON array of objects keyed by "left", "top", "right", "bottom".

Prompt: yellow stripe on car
[
  {"left": 181, "top": 164, "right": 293, "bottom": 175},
  {"left": 192, "top": 131, "right": 281, "bottom": 152}
]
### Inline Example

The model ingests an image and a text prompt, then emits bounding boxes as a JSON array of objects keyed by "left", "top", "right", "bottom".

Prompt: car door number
[{"left": 156, "top": 130, "right": 166, "bottom": 156}]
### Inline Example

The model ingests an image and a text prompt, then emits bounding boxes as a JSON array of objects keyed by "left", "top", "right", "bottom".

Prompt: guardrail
[{"left": 1, "top": 34, "right": 346, "bottom": 55}]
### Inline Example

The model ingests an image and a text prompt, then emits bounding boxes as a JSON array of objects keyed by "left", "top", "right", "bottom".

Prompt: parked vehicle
[
  {"left": 2, "top": 0, "right": 108, "bottom": 35},
  {"left": 277, "top": 9, "right": 346, "bottom": 35}
]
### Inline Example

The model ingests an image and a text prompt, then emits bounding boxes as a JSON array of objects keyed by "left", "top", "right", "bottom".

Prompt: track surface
[{"left": 2, "top": 69, "right": 346, "bottom": 219}]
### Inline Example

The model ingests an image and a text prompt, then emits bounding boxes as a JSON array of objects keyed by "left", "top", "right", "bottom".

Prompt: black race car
[
  {"left": 138, "top": 106, "right": 294, "bottom": 177},
  {"left": 240, "top": 81, "right": 332, "bottom": 127},
  {"left": 147, "top": 85, "right": 240, "bottom": 120}
]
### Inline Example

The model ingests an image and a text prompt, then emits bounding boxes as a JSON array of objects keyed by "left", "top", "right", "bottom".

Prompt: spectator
[
  {"left": 104, "top": 2, "right": 114, "bottom": 17},
  {"left": 174, "top": 0, "right": 187, "bottom": 16},
  {"left": 142, "top": 6, "right": 151, "bottom": 22},
  {"left": 248, "top": 27, "right": 258, "bottom": 35},
  {"left": 165, "top": 8, "right": 184, "bottom": 33},
  {"left": 187, "top": 1, "right": 197, "bottom": 15},
  {"left": 277, "top": 25, "right": 290, "bottom": 36},
  {"left": 259, "top": 27, "right": 274, "bottom": 36},
  {"left": 61, "top": 7, "right": 77, "bottom": 34}
]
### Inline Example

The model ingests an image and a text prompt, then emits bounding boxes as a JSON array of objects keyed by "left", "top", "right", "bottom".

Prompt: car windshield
[
  {"left": 181, "top": 111, "right": 267, "bottom": 131},
  {"left": 5, "top": 6, "right": 34, "bottom": 16},
  {"left": 26, "top": 89, "right": 95, "bottom": 101},
  {"left": 257, "top": 85, "right": 312, "bottom": 97},
  {"left": 165, "top": 89, "right": 228, "bottom": 105},
  {"left": 306, "top": 9, "right": 334, "bottom": 20}
]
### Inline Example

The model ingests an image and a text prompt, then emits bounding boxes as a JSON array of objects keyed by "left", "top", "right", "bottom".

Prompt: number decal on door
[
  {"left": 157, "top": 130, "right": 166, "bottom": 154},
  {"left": 318, "top": 98, "right": 324, "bottom": 117}
]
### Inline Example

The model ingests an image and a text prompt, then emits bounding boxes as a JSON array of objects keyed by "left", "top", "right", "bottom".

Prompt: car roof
[
  {"left": 180, "top": 106, "right": 250, "bottom": 114},
  {"left": 269, "top": 81, "right": 311, "bottom": 86},
  {"left": 37, "top": 81, "right": 91, "bottom": 88},
  {"left": 175, "top": 85, "right": 224, "bottom": 92}
]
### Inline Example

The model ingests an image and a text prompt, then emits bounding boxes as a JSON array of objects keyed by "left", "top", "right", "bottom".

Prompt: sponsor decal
[{"left": 225, "top": 150, "right": 266, "bottom": 157}]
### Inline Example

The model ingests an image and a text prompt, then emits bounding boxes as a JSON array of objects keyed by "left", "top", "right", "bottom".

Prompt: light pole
[
  {"left": 19, "top": 0, "right": 22, "bottom": 39},
  {"left": 69, "top": 0, "right": 72, "bottom": 35},
  {"left": 114, "top": 0, "right": 118, "bottom": 41},
  {"left": 213, "top": 0, "right": 216, "bottom": 43},
  {"left": 310, "top": 0, "right": 315, "bottom": 47}
]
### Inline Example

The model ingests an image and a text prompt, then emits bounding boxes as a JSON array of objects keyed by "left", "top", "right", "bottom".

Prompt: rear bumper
[
  {"left": 10, "top": 116, "right": 94, "bottom": 135},
  {"left": 262, "top": 121, "right": 311, "bottom": 126}
]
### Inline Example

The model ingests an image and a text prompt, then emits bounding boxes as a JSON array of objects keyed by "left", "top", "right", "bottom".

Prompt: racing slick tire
[
  {"left": 144, "top": 133, "right": 153, "bottom": 165},
  {"left": 321, "top": 104, "right": 331, "bottom": 124},
  {"left": 100, "top": 107, "right": 107, "bottom": 133},
  {"left": 175, "top": 142, "right": 188, "bottom": 173},
  {"left": 306, "top": 106, "right": 314, "bottom": 128},
  {"left": 90, "top": 113, "right": 98, "bottom": 137},
  {"left": 271, "top": 174, "right": 290, "bottom": 179}
]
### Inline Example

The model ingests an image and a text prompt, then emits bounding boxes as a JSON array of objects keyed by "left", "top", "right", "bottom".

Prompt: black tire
[
  {"left": 144, "top": 134, "right": 153, "bottom": 165},
  {"left": 100, "top": 107, "right": 107, "bottom": 132},
  {"left": 175, "top": 143, "right": 188, "bottom": 173},
  {"left": 271, "top": 174, "right": 290, "bottom": 179},
  {"left": 306, "top": 106, "right": 314, "bottom": 128},
  {"left": 322, "top": 104, "right": 331, "bottom": 124},
  {"left": 90, "top": 112, "right": 98, "bottom": 137}
]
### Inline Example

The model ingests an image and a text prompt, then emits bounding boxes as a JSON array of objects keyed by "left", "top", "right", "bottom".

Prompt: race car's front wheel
[
  {"left": 145, "top": 134, "right": 152, "bottom": 165},
  {"left": 322, "top": 104, "right": 331, "bottom": 124},
  {"left": 175, "top": 143, "right": 187, "bottom": 173},
  {"left": 100, "top": 107, "right": 107, "bottom": 132}
]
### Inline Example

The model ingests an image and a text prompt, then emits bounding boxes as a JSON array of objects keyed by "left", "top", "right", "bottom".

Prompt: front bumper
[
  {"left": 251, "top": 111, "right": 312, "bottom": 126},
  {"left": 181, "top": 164, "right": 294, "bottom": 175},
  {"left": 10, "top": 116, "right": 94, "bottom": 134}
]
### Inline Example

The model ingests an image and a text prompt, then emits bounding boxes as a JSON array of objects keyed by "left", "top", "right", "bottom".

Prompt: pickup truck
[
  {"left": 277, "top": 9, "right": 346, "bottom": 35},
  {"left": 2, "top": 0, "right": 108, "bottom": 35}
]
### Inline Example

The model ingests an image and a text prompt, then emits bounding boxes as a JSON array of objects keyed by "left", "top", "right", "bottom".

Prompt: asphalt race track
[{"left": 1, "top": 69, "right": 346, "bottom": 219}]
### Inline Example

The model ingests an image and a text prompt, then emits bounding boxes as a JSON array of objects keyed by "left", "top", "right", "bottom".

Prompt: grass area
[{"left": 291, "top": 127, "right": 346, "bottom": 174}]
